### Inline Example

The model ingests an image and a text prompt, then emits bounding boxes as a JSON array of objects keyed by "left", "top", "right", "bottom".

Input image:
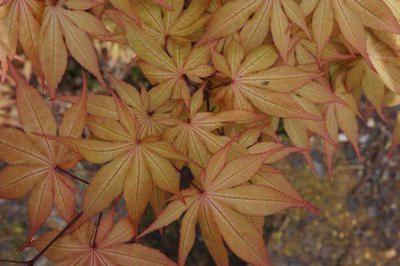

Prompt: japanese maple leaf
[
  {"left": 58, "top": 91, "right": 187, "bottom": 229},
  {"left": 211, "top": 38, "right": 322, "bottom": 120},
  {"left": 323, "top": 72, "right": 363, "bottom": 175},
  {"left": 107, "top": 74, "right": 180, "bottom": 138},
  {"left": 269, "top": 0, "right": 310, "bottom": 63},
  {"left": 307, "top": 0, "right": 400, "bottom": 67},
  {"left": 0, "top": 70, "right": 87, "bottom": 243},
  {"left": 286, "top": 30, "right": 352, "bottom": 66},
  {"left": 38, "top": 0, "right": 109, "bottom": 98},
  {"left": 138, "top": 140, "right": 319, "bottom": 266},
  {"left": 74, "top": 75, "right": 180, "bottom": 141},
  {"left": 32, "top": 211, "right": 175, "bottom": 265},
  {"left": 112, "top": 0, "right": 210, "bottom": 45},
  {"left": 202, "top": 0, "right": 309, "bottom": 61},
  {"left": 0, "top": 0, "right": 44, "bottom": 79},
  {"left": 164, "top": 86, "right": 268, "bottom": 169},
  {"left": 125, "top": 25, "right": 214, "bottom": 106}
]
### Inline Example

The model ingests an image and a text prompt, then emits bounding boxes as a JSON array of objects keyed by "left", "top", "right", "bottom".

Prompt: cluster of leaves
[{"left": 1, "top": 0, "right": 400, "bottom": 265}]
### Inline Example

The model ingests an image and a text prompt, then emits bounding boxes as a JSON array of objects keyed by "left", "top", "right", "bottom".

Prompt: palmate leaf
[
  {"left": 0, "top": 0, "right": 43, "bottom": 79},
  {"left": 139, "top": 140, "right": 318, "bottom": 266},
  {"left": 32, "top": 210, "right": 175, "bottom": 265},
  {"left": 307, "top": 0, "right": 400, "bottom": 68},
  {"left": 112, "top": 0, "right": 210, "bottom": 45},
  {"left": 202, "top": 0, "right": 263, "bottom": 43},
  {"left": 0, "top": 70, "right": 87, "bottom": 243},
  {"left": 164, "top": 85, "right": 267, "bottom": 170},
  {"left": 58, "top": 86, "right": 187, "bottom": 229},
  {"left": 39, "top": 1, "right": 108, "bottom": 99},
  {"left": 211, "top": 37, "right": 322, "bottom": 120},
  {"left": 125, "top": 24, "right": 214, "bottom": 106}
]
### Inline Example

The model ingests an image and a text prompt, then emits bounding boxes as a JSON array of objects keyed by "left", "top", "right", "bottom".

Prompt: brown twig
[
  {"left": 56, "top": 167, "right": 89, "bottom": 185},
  {"left": 0, "top": 212, "right": 83, "bottom": 265},
  {"left": 92, "top": 212, "right": 103, "bottom": 248}
]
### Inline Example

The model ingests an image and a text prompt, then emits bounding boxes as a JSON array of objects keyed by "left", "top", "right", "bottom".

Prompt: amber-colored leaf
[
  {"left": 141, "top": 143, "right": 317, "bottom": 265},
  {"left": 32, "top": 212, "right": 175, "bottom": 265},
  {"left": 203, "top": 0, "right": 262, "bottom": 42}
]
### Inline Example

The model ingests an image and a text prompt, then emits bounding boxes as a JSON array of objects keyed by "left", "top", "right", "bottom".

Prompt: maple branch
[
  {"left": 27, "top": 212, "right": 83, "bottom": 266},
  {"left": 56, "top": 167, "right": 89, "bottom": 185},
  {"left": 0, "top": 212, "right": 83, "bottom": 265},
  {"left": 190, "top": 182, "right": 203, "bottom": 193},
  {"left": 92, "top": 212, "right": 103, "bottom": 248},
  {"left": 182, "top": 75, "right": 198, "bottom": 91}
]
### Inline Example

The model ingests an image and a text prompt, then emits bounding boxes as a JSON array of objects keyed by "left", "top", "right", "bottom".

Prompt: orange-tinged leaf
[
  {"left": 362, "top": 66, "right": 385, "bottom": 118},
  {"left": 0, "top": 164, "right": 49, "bottom": 199},
  {"left": 208, "top": 200, "right": 271, "bottom": 266},
  {"left": 16, "top": 73, "right": 56, "bottom": 136},
  {"left": 242, "top": 65, "right": 319, "bottom": 92},
  {"left": 109, "top": 0, "right": 141, "bottom": 25},
  {"left": 226, "top": 39, "right": 245, "bottom": 75},
  {"left": 239, "top": 87, "right": 321, "bottom": 120},
  {"left": 102, "top": 244, "right": 176, "bottom": 265},
  {"left": 347, "top": 0, "right": 400, "bottom": 33},
  {"left": 144, "top": 141, "right": 188, "bottom": 162},
  {"left": 63, "top": 10, "right": 109, "bottom": 36},
  {"left": 113, "top": 93, "right": 138, "bottom": 139},
  {"left": 15, "top": 74, "right": 57, "bottom": 160},
  {"left": 33, "top": 212, "right": 175, "bottom": 265},
  {"left": 198, "top": 201, "right": 229, "bottom": 266},
  {"left": 0, "top": 127, "right": 49, "bottom": 164},
  {"left": 208, "top": 152, "right": 273, "bottom": 191},
  {"left": 334, "top": 102, "right": 361, "bottom": 158},
  {"left": 237, "top": 44, "right": 278, "bottom": 76},
  {"left": 271, "top": 0, "right": 290, "bottom": 63},
  {"left": 139, "top": 197, "right": 190, "bottom": 237},
  {"left": 58, "top": 137, "right": 133, "bottom": 164},
  {"left": 65, "top": 0, "right": 101, "bottom": 10},
  {"left": 240, "top": 0, "right": 272, "bottom": 53},
  {"left": 0, "top": 0, "right": 19, "bottom": 77},
  {"left": 125, "top": 22, "right": 176, "bottom": 71},
  {"left": 367, "top": 35, "right": 400, "bottom": 94},
  {"left": 203, "top": 0, "right": 262, "bottom": 42},
  {"left": 332, "top": 0, "right": 373, "bottom": 68},
  {"left": 142, "top": 147, "right": 180, "bottom": 194},
  {"left": 109, "top": 75, "right": 145, "bottom": 113},
  {"left": 39, "top": 6, "right": 68, "bottom": 99},
  {"left": 82, "top": 152, "right": 132, "bottom": 219},
  {"left": 296, "top": 82, "right": 339, "bottom": 104},
  {"left": 169, "top": 0, "right": 210, "bottom": 37},
  {"left": 178, "top": 199, "right": 200, "bottom": 266},
  {"left": 32, "top": 231, "right": 88, "bottom": 261},
  {"left": 284, "top": 118, "right": 309, "bottom": 148},
  {"left": 211, "top": 184, "right": 315, "bottom": 216},
  {"left": 97, "top": 218, "right": 134, "bottom": 248},
  {"left": 27, "top": 173, "right": 54, "bottom": 241},
  {"left": 53, "top": 173, "right": 76, "bottom": 222},
  {"left": 312, "top": 0, "right": 334, "bottom": 60},
  {"left": 123, "top": 149, "right": 153, "bottom": 228},
  {"left": 280, "top": 0, "right": 310, "bottom": 38},
  {"left": 58, "top": 12, "right": 104, "bottom": 86},
  {"left": 59, "top": 78, "right": 87, "bottom": 138},
  {"left": 18, "top": 0, "right": 41, "bottom": 73}
]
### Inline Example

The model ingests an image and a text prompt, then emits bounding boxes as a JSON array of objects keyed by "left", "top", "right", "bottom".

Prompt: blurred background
[{"left": 0, "top": 40, "right": 399, "bottom": 266}]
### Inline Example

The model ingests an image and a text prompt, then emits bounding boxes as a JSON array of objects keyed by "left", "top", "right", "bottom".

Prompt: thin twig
[
  {"left": 27, "top": 212, "right": 83, "bottom": 266},
  {"left": 56, "top": 167, "right": 89, "bottom": 185},
  {"left": 92, "top": 212, "right": 103, "bottom": 248},
  {"left": 0, "top": 212, "right": 83, "bottom": 265}
]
